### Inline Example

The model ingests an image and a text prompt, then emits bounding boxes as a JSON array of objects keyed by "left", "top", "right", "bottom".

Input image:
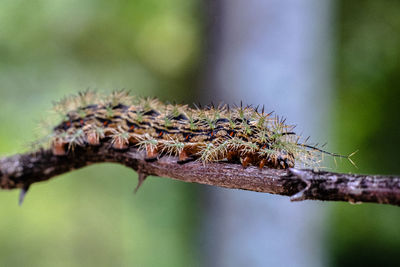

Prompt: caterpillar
[{"left": 44, "top": 90, "right": 350, "bottom": 169}]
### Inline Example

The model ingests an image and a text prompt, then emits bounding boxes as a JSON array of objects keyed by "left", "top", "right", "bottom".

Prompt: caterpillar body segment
[{"left": 47, "top": 91, "right": 343, "bottom": 169}]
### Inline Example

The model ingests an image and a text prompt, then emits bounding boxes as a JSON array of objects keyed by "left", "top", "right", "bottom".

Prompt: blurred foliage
[
  {"left": 0, "top": 0, "right": 203, "bottom": 266},
  {"left": 330, "top": 1, "right": 400, "bottom": 267}
]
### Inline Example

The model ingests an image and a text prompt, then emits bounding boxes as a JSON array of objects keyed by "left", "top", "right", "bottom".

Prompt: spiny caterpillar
[{"left": 44, "top": 90, "right": 351, "bottom": 169}]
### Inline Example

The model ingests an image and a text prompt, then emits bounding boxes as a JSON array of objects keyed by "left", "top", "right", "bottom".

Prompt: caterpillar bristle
[{"left": 37, "top": 90, "right": 353, "bottom": 169}]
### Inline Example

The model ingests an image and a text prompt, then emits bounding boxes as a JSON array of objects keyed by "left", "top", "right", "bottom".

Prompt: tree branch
[{"left": 1, "top": 142, "right": 399, "bottom": 206}]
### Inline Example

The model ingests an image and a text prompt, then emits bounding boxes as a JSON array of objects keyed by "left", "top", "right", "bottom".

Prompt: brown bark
[{"left": 1, "top": 142, "right": 399, "bottom": 206}]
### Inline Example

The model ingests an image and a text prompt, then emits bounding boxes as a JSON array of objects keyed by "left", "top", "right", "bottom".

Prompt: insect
[{"left": 44, "top": 90, "right": 351, "bottom": 169}]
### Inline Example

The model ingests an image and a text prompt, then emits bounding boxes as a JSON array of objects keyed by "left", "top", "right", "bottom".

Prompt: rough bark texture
[{"left": 1, "top": 142, "right": 399, "bottom": 206}]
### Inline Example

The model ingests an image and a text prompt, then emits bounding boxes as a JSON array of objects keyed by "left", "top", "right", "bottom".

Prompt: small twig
[
  {"left": 289, "top": 169, "right": 312, "bottom": 202},
  {"left": 1, "top": 142, "right": 399, "bottom": 206}
]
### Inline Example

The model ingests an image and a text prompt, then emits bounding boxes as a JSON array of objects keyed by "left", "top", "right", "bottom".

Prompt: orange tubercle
[
  {"left": 259, "top": 159, "right": 267, "bottom": 169},
  {"left": 241, "top": 156, "right": 252, "bottom": 168},
  {"left": 145, "top": 144, "right": 158, "bottom": 159},
  {"left": 112, "top": 138, "right": 129, "bottom": 150},
  {"left": 86, "top": 131, "right": 100, "bottom": 146},
  {"left": 52, "top": 141, "right": 67, "bottom": 156}
]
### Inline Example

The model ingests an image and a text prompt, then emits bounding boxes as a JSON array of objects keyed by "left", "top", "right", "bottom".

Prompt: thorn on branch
[
  {"left": 19, "top": 184, "right": 31, "bottom": 206},
  {"left": 134, "top": 171, "right": 148, "bottom": 194}
]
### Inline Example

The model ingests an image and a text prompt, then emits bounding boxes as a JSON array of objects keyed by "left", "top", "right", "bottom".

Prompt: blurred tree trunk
[{"left": 200, "top": 0, "right": 334, "bottom": 266}]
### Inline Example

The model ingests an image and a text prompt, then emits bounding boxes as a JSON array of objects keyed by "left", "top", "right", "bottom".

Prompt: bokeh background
[{"left": 0, "top": 0, "right": 399, "bottom": 266}]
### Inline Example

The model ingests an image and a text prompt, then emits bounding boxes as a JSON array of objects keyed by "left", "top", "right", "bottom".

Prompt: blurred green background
[
  {"left": 329, "top": 1, "right": 400, "bottom": 266},
  {"left": 0, "top": 1, "right": 202, "bottom": 266},
  {"left": 0, "top": 0, "right": 399, "bottom": 266}
]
